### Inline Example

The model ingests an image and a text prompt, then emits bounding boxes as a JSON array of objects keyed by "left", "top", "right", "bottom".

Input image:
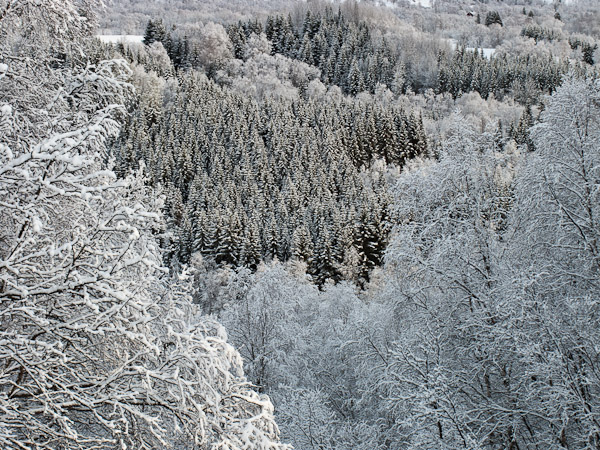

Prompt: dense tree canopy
[
  {"left": 3, "top": 0, "right": 600, "bottom": 448},
  {"left": 203, "top": 76, "right": 600, "bottom": 450},
  {"left": 113, "top": 70, "right": 428, "bottom": 285}
]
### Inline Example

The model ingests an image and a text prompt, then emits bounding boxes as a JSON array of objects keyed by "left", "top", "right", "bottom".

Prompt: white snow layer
[{"left": 97, "top": 35, "right": 144, "bottom": 44}]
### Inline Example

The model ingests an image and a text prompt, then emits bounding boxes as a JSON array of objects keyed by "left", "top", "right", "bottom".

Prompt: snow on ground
[
  {"left": 97, "top": 35, "right": 144, "bottom": 44},
  {"left": 379, "top": 0, "right": 399, "bottom": 9},
  {"left": 446, "top": 38, "right": 496, "bottom": 59},
  {"left": 478, "top": 48, "right": 496, "bottom": 59},
  {"left": 412, "top": 0, "right": 432, "bottom": 7},
  {"left": 367, "top": 0, "right": 431, "bottom": 9}
]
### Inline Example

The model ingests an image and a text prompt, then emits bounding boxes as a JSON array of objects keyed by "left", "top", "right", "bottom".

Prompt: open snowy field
[{"left": 97, "top": 34, "right": 144, "bottom": 44}]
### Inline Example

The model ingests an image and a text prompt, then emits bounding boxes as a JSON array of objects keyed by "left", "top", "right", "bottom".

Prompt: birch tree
[
  {"left": 509, "top": 75, "right": 600, "bottom": 450},
  {"left": 0, "top": 1, "right": 288, "bottom": 448}
]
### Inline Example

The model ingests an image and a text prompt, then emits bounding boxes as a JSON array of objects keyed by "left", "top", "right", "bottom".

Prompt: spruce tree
[{"left": 485, "top": 11, "right": 503, "bottom": 27}]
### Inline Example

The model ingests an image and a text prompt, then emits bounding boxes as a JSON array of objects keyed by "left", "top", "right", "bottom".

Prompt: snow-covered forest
[{"left": 1, "top": 0, "right": 600, "bottom": 448}]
